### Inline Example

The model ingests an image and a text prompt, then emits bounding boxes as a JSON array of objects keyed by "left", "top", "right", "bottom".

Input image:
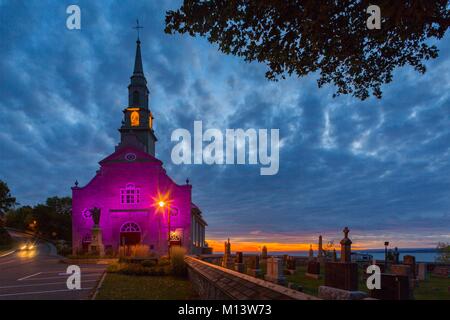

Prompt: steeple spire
[
  {"left": 133, "top": 20, "right": 144, "bottom": 75},
  {"left": 118, "top": 30, "right": 157, "bottom": 156},
  {"left": 133, "top": 39, "right": 144, "bottom": 75},
  {"left": 127, "top": 29, "right": 149, "bottom": 109}
]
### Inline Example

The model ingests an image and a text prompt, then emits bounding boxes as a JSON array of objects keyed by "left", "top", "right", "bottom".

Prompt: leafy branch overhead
[{"left": 165, "top": 0, "right": 450, "bottom": 100}]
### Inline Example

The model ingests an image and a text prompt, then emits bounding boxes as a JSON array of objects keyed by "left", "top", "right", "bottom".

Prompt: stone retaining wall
[{"left": 185, "top": 256, "right": 319, "bottom": 300}]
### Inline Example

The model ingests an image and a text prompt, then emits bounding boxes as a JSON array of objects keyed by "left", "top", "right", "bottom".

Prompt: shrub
[
  {"left": 170, "top": 246, "right": 187, "bottom": 276},
  {"left": 0, "top": 225, "right": 12, "bottom": 246},
  {"left": 118, "top": 244, "right": 150, "bottom": 258},
  {"left": 141, "top": 259, "right": 158, "bottom": 268},
  {"left": 131, "top": 244, "right": 150, "bottom": 258},
  {"left": 107, "top": 261, "right": 171, "bottom": 276},
  {"left": 158, "top": 256, "right": 170, "bottom": 267}
]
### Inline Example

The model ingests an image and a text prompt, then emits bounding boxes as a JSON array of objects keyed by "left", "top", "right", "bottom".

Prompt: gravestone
[
  {"left": 305, "top": 261, "right": 321, "bottom": 279},
  {"left": 332, "top": 249, "right": 337, "bottom": 262},
  {"left": 225, "top": 238, "right": 231, "bottom": 256},
  {"left": 391, "top": 264, "right": 412, "bottom": 278},
  {"left": 247, "top": 255, "right": 262, "bottom": 277},
  {"left": 286, "top": 256, "right": 296, "bottom": 274},
  {"left": 432, "top": 266, "right": 449, "bottom": 278},
  {"left": 234, "top": 251, "right": 245, "bottom": 273},
  {"left": 264, "top": 257, "right": 286, "bottom": 285},
  {"left": 324, "top": 262, "right": 358, "bottom": 291},
  {"left": 391, "top": 264, "right": 416, "bottom": 290},
  {"left": 221, "top": 238, "right": 234, "bottom": 269},
  {"left": 318, "top": 235, "right": 323, "bottom": 258},
  {"left": 308, "top": 244, "right": 314, "bottom": 260},
  {"left": 323, "top": 227, "right": 358, "bottom": 291},
  {"left": 261, "top": 246, "right": 268, "bottom": 260},
  {"left": 417, "top": 263, "right": 427, "bottom": 281},
  {"left": 403, "top": 255, "right": 416, "bottom": 278},
  {"left": 319, "top": 286, "right": 367, "bottom": 300},
  {"left": 369, "top": 274, "right": 410, "bottom": 300}
]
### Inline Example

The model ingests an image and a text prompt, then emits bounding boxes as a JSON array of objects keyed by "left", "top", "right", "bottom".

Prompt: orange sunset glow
[
  {"left": 205, "top": 238, "right": 410, "bottom": 253},
  {"left": 205, "top": 240, "right": 369, "bottom": 253}
]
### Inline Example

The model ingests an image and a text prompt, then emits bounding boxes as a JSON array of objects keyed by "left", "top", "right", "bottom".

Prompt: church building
[{"left": 71, "top": 37, "right": 207, "bottom": 256}]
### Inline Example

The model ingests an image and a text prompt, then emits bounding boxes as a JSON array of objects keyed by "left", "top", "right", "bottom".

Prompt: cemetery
[{"left": 192, "top": 227, "right": 450, "bottom": 300}]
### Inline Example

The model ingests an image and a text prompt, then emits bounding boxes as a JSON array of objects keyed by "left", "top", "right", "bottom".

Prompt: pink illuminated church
[{"left": 71, "top": 37, "right": 208, "bottom": 256}]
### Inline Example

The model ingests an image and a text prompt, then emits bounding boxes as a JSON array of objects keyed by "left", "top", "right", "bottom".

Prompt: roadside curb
[
  {"left": 90, "top": 271, "right": 107, "bottom": 300},
  {"left": 0, "top": 249, "right": 16, "bottom": 258}
]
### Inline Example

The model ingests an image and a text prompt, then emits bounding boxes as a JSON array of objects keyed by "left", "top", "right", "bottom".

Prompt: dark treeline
[
  {"left": 0, "top": 180, "right": 72, "bottom": 243},
  {"left": 5, "top": 196, "right": 72, "bottom": 242}
]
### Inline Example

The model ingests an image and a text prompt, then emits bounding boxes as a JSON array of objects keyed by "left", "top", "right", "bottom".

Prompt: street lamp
[
  {"left": 384, "top": 241, "right": 389, "bottom": 270},
  {"left": 157, "top": 200, "right": 171, "bottom": 257}
]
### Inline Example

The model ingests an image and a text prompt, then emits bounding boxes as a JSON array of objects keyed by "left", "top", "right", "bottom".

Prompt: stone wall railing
[{"left": 185, "top": 256, "right": 319, "bottom": 300}]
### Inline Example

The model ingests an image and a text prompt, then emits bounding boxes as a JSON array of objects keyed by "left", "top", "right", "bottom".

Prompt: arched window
[
  {"left": 120, "top": 183, "right": 140, "bottom": 204},
  {"left": 132, "top": 91, "right": 140, "bottom": 106},
  {"left": 120, "top": 222, "right": 141, "bottom": 233},
  {"left": 131, "top": 110, "right": 139, "bottom": 126}
]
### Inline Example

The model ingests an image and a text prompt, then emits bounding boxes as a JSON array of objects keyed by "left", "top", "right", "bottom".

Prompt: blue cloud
[{"left": 0, "top": 0, "right": 449, "bottom": 248}]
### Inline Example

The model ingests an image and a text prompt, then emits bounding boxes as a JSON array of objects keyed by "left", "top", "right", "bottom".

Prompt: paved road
[{"left": 0, "top": 230, "right": 106, "bottom": 300}]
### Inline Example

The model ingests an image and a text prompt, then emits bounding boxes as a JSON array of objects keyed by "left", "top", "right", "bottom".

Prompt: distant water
[{"left": 263, "top": 248, "right": 439, "bottom": 263}]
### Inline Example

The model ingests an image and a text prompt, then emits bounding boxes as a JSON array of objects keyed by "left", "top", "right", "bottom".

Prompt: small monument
[
  {"left": 247, "top": 255, "right": 262, "bottom": 277},
  {"left": 403, "top": 255, "right": 416, "bottom": 279},
  {"left": 225, "top": 238, "right": 231, "bottom": 255},
  {"left": 323, "top": 227, "right": 359, "bottom": 292},
  {"left": 88, "top": 207, "right": 104, "bottom": 256},
  {"left": 340, "top": 227, "right": 352, "bottom": 262},
  {"left": 261, "top": 245, "right": 268, "bottom": 259},
  {"left": 264, "top": 257, "right": 286, "bottom": 285},
  {"left": 318, "top": 235, "right": 323, "bottom": 258},
  {"left": 393, "top": 247, "right": 400, "bottom": 264},
  {"left": 308, "top": 244, "right": 314, "bottom": 260},
  {"left": 221, "top": 238, "right": 233, "bottom": 268},
  {"left": 332, "top": 249, "right": 337, "bottom": 262},
  {"left": 234, "top": 251, "right": 245, "bottom": 273}
]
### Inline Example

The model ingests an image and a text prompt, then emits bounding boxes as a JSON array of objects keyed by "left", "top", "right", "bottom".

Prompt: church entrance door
[{"left": 120, "top": 222, "right": 141, "bottom": 245}]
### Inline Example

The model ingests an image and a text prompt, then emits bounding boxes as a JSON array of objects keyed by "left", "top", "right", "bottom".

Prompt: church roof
[{"left": 99, "top": 145, "right": 162, "bottom": 166}]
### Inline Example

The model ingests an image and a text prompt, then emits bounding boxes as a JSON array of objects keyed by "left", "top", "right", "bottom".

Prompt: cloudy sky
[{"left": 1, "top": 1, "right": 449, "bottom": 251}]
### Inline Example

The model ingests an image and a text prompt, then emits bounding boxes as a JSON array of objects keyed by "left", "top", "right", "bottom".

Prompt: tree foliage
[
  {"left": 436, "top": 242, "right": 450, "bottom": 263},
  {"left": 5, "top": 197, "right": 72, "bottom": 241},
  {"left": 0, "top": 180, "right": 16, "bottom": 217},
  {"left": 165, "top": 0, "right": 450, "bottom": 99}
]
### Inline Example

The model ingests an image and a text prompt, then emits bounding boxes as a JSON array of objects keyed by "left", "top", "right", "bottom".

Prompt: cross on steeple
[{"left": 133, "top": 19, "right": 143, "bottom": 41}]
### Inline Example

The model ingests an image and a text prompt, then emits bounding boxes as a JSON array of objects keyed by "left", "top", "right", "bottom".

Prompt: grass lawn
[
  {"left": 287, "top": 265, "right": 449, "bottom": 300},
  {"left": 95, "top": 273, "right": 198, "bottom": 300},
  {"left": 285, "top": 265, "right": 324, "bottom": 296},
  {"left": 414, "top": 274, "right": 450, "bottom": 300}
]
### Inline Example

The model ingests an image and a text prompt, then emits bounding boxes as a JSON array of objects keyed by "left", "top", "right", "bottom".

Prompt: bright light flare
[{"left": 151, "top": 190, "right": 173, "bottom": 214}]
